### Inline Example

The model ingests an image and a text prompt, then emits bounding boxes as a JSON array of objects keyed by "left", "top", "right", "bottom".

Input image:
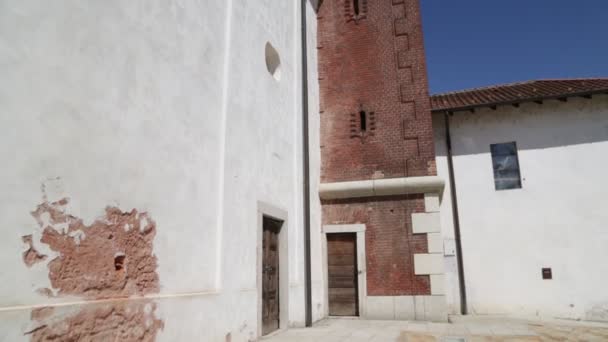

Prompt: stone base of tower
[
  {"left": 320, "top": 177, "right": 447, "bottom": 322},
  {"left": 365, "top": 295, "right": 447, "bottom": 322}
]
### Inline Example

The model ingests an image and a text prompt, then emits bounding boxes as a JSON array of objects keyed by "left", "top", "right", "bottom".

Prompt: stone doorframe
[
  {"left": 257, "top": 201, "right": 289, "bottom": 337},
  {"left": 322, "top": 224, "right": 367, "bottom": 317}
]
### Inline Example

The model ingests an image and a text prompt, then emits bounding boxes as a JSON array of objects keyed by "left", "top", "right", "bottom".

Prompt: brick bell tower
[{"left": 317, "top": 0, "right": 447, "bottom": 321}]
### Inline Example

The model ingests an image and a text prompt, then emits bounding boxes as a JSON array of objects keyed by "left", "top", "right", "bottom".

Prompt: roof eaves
[{"left": 431, "top": 88, "right": 608, "bottom": 113}]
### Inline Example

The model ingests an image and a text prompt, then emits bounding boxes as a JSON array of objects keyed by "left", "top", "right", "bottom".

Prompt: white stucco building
[
  {"left": 0, "top": 1, "right": 324, "bottom": 340},
  {"left": 432, "top": 79, "right": 608, "bottom": 322}
]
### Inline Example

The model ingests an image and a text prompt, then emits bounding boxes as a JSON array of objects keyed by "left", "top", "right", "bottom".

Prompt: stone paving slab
[{"left": 262, "top": 316, "right": 608, "bottom": 341}]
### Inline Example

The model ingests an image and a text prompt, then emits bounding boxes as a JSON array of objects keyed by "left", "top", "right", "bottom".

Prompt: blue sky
[{"left": 421, "top": 0, "right": 608, "bottom": 94}]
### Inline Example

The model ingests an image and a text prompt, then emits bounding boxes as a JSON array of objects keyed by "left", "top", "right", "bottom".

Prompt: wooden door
[
  {"left": 262, "top": 217, "right": 281, "bottom": 335},
  {"left": 327, "top": 233, "right": 359, "bottom": 316}
]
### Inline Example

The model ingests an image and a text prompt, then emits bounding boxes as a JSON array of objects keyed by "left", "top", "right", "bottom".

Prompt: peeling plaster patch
[
  {"left": 27, "top": 301, "right": 163, "bottom": 341},
  {"left": 38, "top": 212, "right": 52, "bottom": 229},
  {"left": 28, "top": 197, "right": 159, "bottom": 298},
  {"left": 22, "top": 235, "right": 47, "bottom": 267},
  {"left": 36, "top": 288, "right": 55, "bottom": 297},
  {"left": 31, "top": 307, "right": 54, "bottom": 321},
  {"left": 31, "top": 198, "right": 69, "bottom": 230},
  {"left": 41, "top": 177, "right": 65, "bottom": 204},
  {"left": 23, "top": 194, "right": 164, "bottom": 341}
]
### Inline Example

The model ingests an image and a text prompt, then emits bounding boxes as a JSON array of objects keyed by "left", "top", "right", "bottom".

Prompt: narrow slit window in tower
[{"left": 359, "top": 110, "right": 367, "bottom": 131}]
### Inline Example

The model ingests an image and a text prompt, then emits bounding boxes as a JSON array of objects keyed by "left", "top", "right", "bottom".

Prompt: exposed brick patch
[
  {"left": 27, "top": 301, "right": 163, "bottom": 342},
  {"left": 29, "top": 198, "right": 159, "bottom": 299},
  {"left": 36, "top": 288, "right": 54, "bottom": 297},
  {"left": 322, "top": 195, "right": 431, "bottom": 296},
  {"left": 22, "top": 235, "right": 47, "bottom": 267},
  {"left": 30, "top": 307, "right": 54, "bottom": 321},
  {"left": 22, "top": 192, "right": 163, "bottom": 341}
]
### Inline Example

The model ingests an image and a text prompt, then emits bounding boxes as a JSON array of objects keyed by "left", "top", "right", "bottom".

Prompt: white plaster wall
[
  {"left": 433, "top": 95, "right": 608, "bottom": 322},
  {"left": 0, "top": 0, "right": 320, "bottom": 340}
]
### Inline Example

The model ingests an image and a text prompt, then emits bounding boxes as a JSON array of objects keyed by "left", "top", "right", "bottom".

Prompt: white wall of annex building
[{"left": 433, "top": 95, "right": 608, "bottom": 322}]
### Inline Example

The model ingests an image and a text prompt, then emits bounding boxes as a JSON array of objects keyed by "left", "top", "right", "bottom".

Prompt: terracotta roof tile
[{"left": 430, "top": 78, "right": 608, "bottom": 112}]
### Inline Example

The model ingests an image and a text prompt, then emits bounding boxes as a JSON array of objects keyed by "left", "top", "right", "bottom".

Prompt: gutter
[
  {"left": 444, "top": 112, "right": 468, "bottom": 315},
  {"left": 301, "top": 0, "right": 313, "bottom": 328}
]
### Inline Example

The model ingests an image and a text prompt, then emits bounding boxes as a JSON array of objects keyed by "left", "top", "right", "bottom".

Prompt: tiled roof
[{"left": 430, "top": 78, "right": 608, "bottom": 112}]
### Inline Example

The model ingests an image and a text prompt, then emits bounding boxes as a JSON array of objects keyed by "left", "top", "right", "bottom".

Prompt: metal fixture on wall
[{"left": 444, "top": 112, "right": 468, "bottom": 315}]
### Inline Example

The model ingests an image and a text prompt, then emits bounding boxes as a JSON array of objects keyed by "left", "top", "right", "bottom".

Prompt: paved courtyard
[{"left": 263, "top": 316, "right": 608, "bottom": 341}]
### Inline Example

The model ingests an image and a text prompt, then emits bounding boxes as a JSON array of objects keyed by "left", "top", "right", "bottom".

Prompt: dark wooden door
[
  {"left": 262, "top": 217, "right": 281, "bottom": 335},
  {"left": 327, "top": 233, "right": 359, "bottom": 316}
]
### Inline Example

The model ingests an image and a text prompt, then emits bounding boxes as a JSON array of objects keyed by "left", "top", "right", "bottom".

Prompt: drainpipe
[
  {"left": 444, "top": 112, "right": 468, "bottom": 315},
  {"left": 301, "top": 0, "right": 313, "bottom": 328}
]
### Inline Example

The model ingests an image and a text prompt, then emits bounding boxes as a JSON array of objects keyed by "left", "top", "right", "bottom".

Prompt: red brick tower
[{"left": 317, "top": 0, "right": 447, "bottom": 320}]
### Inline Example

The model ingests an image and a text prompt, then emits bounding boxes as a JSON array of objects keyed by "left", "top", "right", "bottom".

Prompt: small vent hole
[
  {"left": 353, "top": 0, "right": 360, "bottom": 16},
  {"left": 114, "top": 255, "right": 126, "bottom": 271}
]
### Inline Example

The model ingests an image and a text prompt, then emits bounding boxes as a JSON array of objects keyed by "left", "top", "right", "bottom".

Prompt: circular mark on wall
[{"left": 265, "top": 42, "right": 281, "bottom": 81}]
